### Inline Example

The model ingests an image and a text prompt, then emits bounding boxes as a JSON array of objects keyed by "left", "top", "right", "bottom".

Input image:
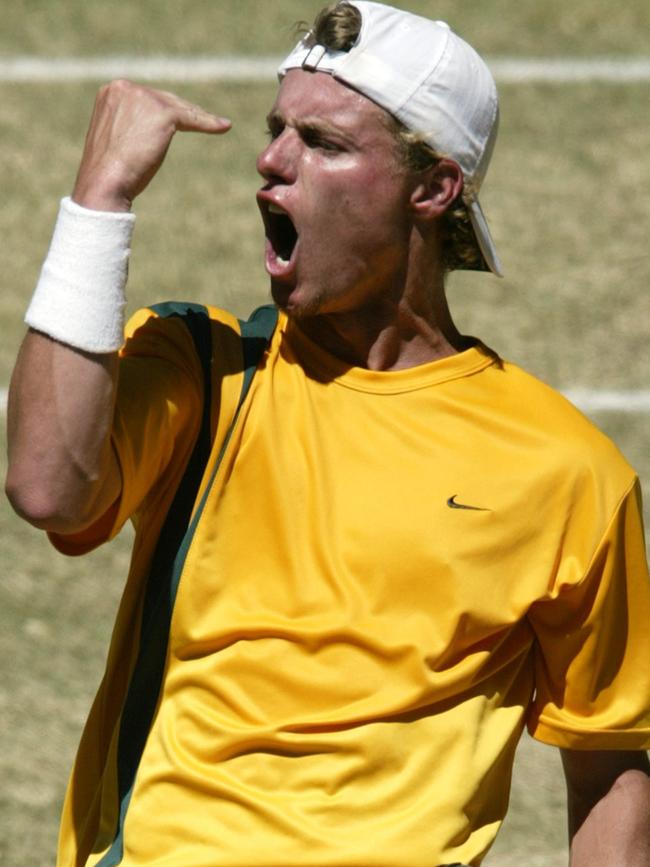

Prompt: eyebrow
[{"left": 265, "top": 109, "right": 357, "bottom": 145}]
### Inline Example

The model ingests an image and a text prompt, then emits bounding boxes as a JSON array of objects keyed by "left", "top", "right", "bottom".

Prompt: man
[{"left": 6, "top": 2, "right": 650, "bottom": 865}]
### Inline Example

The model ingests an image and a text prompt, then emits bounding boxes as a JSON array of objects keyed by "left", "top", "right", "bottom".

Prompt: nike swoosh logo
[{"left": 446, "top": 495, "right": 490, "bottom": 512}]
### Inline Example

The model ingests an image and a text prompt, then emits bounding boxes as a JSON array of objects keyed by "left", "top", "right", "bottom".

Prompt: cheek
[{"left": 310, "top": 162, "right": 409, "bottom": 234}]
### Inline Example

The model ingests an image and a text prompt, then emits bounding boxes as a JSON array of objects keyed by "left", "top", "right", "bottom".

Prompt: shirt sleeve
[
  {"left": 527, "top": 477, "right": 650, "bottom": 749},
  {"left": 49, "top": 307, "right": 204, "bottom": 555}
]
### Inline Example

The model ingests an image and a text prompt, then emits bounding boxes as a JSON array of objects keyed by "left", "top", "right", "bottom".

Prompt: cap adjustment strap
[{"left": 302, "top": 44, "right": 328, "bottom": 71}]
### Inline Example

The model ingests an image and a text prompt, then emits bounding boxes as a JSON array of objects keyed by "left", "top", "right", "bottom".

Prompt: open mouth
[{"left": 265, "top": 202, "right": 298, "bottom": 265}]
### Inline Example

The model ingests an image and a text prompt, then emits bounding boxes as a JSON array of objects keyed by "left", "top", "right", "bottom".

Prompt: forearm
[
  {"left": 6, "top": 329, "right": 121, "bottom": 533},
  {"left": 567, "top": 763, "right": 650, "bottom": 867},
  {"left": 6, "top": 191, "right": 132, "bottom": 532},
  {"left": 7, "top": 80, "right": 231, "bottom": 533}
]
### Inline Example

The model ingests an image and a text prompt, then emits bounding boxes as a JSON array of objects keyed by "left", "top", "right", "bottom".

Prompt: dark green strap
[{"left": 97, "top": 302, "right": 278, "bottom": 866}]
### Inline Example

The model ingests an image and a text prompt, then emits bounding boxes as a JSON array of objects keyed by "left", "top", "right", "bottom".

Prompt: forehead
[{"left": 271, "top": 69, "right": 395, "bottom": 140}]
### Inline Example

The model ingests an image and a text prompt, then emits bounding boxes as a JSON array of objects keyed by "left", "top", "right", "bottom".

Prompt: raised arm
[
  {"left": 5, "top": 80, "right": 231, "bottom": 535},
  {"left": 562, "top": 748, "right": 650, "bottom": 866}
]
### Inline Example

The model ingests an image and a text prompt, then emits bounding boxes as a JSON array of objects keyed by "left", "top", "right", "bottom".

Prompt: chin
[{"left": 271, "top": 281, "right": 328, "bottom": 320}]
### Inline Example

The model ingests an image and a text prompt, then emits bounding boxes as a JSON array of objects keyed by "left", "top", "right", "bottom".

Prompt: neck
[{"left": 294, "top": 249, "right": 469, "bottom": 372}]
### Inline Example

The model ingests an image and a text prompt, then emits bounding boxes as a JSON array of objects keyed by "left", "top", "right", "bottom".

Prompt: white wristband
[{"left": 25, "top": 196, "right": 136, "bottom": 353}]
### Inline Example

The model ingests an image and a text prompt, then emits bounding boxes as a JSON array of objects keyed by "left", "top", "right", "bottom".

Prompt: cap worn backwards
[{"left": 279, "top": 0, "right": 502, "bottom": 277}]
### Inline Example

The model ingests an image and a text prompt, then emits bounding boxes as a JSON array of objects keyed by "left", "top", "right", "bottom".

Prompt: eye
[{"left": 301, "top": 128, "right": 340, "bottom": 152}]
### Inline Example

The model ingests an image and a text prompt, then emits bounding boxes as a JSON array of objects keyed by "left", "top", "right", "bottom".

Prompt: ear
[{"left": 409, "top": 159, "right": 464, "bottom": 221}]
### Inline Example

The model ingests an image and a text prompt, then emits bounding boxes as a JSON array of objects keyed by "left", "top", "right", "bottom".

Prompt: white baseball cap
[{"left": 279, "top": 0, "right": 503, "bottom": 276}]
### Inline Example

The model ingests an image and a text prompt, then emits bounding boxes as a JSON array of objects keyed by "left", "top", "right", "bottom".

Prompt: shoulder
[
  {"left": 123, "top": 302, "right": 241, "bottom": 361},
  {"left": 119, "top": 302, "right": 254, "bottom": 405},
  {"left": 488, "top": 359, "right": 632, "bottom": 467},
  {"left": 122, "top": 302, "right": 280, "bottom": 378},
  {"left": 470, "top": 357, "right": 638, "bottom": 526}
]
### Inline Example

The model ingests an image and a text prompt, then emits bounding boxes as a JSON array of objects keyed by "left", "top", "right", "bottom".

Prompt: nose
[{"left": 256, "top": 128, "right": 298, "bottom": 184}]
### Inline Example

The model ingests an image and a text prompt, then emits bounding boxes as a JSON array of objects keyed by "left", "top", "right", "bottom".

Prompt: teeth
[
  {"left": 277, "top": 255, "right": 289, "bottom": 266},
  {"left": 268, "top": 203, "right": 285, "bottom": 214}
]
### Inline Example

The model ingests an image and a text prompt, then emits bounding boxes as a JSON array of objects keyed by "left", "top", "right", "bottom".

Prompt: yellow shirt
[{"left": 53, "top": 305, "right": 650, "bottom": 867}]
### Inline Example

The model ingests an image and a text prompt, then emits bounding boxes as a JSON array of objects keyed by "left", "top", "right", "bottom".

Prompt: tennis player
[{"left": 7, "top": 2, "right": 650, "bottom": 865}]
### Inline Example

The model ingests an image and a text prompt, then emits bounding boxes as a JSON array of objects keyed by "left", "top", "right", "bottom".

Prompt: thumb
[{"left": 173, "top": 102, "right": 232, "bottom": 135}]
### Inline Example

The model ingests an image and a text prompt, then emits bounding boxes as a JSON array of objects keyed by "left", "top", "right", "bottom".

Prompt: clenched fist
[{"left": 72, "top": 79, "right": 232, "bottom": 212}]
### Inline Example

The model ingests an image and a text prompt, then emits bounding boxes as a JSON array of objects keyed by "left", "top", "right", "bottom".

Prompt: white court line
[
  {"left": 0, "top": 56, "right": 281, "bottom": 83},
  {"left": 2, "top": 386, "right": 650, "bottom": 415},
  {"left": 489, "top": 57, "right": 650, "bottom": 83},
  {"left": 1, "top": 55, "right": 650, "bottom": 83},
  {"left": 563, "top": 389, "right": 650, "bottom": 413}
]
